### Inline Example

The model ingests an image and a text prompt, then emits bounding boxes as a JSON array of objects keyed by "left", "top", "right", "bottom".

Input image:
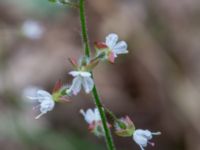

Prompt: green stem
[
  {"left": 79, "top": 0, "right": 116, "bottom": 150},
  {"left": 79, "top": 0, "right": 90, "bottom": 57},
  {"left": 92, "top": 85, "right": 116, "bottom": 150}
]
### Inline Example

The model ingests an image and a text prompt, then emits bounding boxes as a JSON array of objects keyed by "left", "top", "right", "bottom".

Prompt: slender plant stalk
[
  {"left": 79, "top": 0, "right": 90, "bottom": 57},
  {"left": 79, "top": 0, "right": 116, "bottom": 150}
]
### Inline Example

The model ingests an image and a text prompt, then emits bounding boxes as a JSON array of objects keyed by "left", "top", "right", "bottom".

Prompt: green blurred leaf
[{"left": 48, "top": 0, "right": 57, "bottom": 3}]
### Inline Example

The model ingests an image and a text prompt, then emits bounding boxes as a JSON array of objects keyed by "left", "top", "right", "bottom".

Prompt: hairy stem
[
  {"left": 79, "top": 0, "right": 90, "bottom": 57},
  {"left": 91, "top": 86, "right": 116, "bottom": 150},
  {"left": 79, "top": 0, "right": 116, "bottom": 150}
]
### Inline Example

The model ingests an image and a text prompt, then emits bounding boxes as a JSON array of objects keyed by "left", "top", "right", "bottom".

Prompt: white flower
[
  {"left": 68, "top": 71, "right": 94, "bottom": 95},
  {"left": 26, "top": 89, "right": 55, "bottom": 119},
  {"left": 80, "top": 108, "right": 101, "bottom": 124},
  {"left": 133, "top": 129, "right": 161, "bottom": 150},
  {"left": 105, "top": 33, "right": 128, "bottom": 57},
  {"left": 22, "top": 20, "right": 44, "bottom": 39}
]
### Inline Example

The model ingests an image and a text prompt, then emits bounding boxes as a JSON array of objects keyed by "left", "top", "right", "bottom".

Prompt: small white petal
[
  {"left": 79, "top": 72, "right": 91, "bottom": 77},
  {"left": 113, "top": 41, "right": 128, "bottom": 55},
  {"left": 69, "top": 76, "right": 82, "bottom": 95},
  {"left": 133, "top": 130, "right": 148, "bottom": 147},
  {"left": 106, "top": 33, "right": 118, "bottom": 49},
  {"left": 84, "top": 109, "right": 96, "bottom": 124},
  {"left": 69, "top": 71, "right": 80, "bottom": 77},
  {"left": 69, "top": 71, "right": 91, "bottom": 77},
  {"left": 82, "top": 76, "right": 94, "bottom": 93},
  {"left": 23, "top": 87, "right": 40, "bottom": 101},
  {"left": 37, "top": 90, "right": 52, "bottom": 97},
  {"left": 36, "top": 90, "right": 52, "bottom": 103},
  {"left": 143, "top": 130, "right": 153, "bottom": 140},
  {"left": 94, "top": 108, "right": 101, "bottom": 121},
  {"left": 40, "top": 100, "right": 55, "bottom": 114},
  {"left": 24, "top": 88, "right": 52, "bottom": 103},
  {"left": 80, "top": 108, "right": 101, "bottom": 124}
]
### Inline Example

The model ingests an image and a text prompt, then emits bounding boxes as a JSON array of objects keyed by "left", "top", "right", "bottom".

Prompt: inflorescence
[{"left": 23, "top": 1, "right": 161, "bottom": 149}]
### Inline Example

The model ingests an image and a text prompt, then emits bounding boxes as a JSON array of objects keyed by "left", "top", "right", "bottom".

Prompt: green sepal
[
  {"left": 114, "top": 116, "right": 135, "bottom": 137},
  {"left": 96, "top": 51, "right": 106, "bottom": 59},
  {"left": 92, "top": 124, "right": 105, "bottom": 137},
  {"left": 84, "top": 59, "right": 99, "bottom": 71},
  {"left": 52, "top": 91, "right": 61, "bottom": 102},
  {"left": 115, "top": 128, "right": 135, "bottom": 137},
  {"left": 52, "top": 86, "right": 69, "bottom": 102},
  {"left": 117, "top": 120, "right": 127, "bottom": 129}
]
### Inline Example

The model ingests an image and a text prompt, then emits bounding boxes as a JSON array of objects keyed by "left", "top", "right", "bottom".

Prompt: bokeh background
[{"left": 0, "top": 0, "right": 200, "bottom": 149}]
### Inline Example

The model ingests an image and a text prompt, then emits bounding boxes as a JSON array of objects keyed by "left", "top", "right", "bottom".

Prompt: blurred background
[{"left": 0, "top": 0, "right": 200, "bottom": 149}]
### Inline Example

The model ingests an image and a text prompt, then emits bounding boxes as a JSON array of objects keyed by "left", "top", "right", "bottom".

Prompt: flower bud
[{"left": 114, "top": 116, "right": 135, "bottom": 137}]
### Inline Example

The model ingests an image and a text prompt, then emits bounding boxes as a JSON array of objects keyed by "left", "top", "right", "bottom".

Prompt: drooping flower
[
  {"left": 67, "top": 71, "right": 94, "bottom": 95},
  {"left": 114, "top": 116, "right": 135, "bottom": 137},
  {"left": 95, "top": 33, "right": 128, "bottom": 63},
  {"left": 80, "top": 108, "right": 108, "bottom": 137},
  {"left": 26, "top": 89, "right": 55, "bottom": 119},
  {"left": 133, "top": 129, "right": 161, "bottom": 150},
  {"left": 24, "top": 80, "right": 70, "bottom": 119},
  {"left": 21, "top": 20, "right": 44, "bottom": 39}
]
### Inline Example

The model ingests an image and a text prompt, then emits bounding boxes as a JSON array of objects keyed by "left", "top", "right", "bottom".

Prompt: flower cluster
[
  {"left": 24, "top": 29, "right": 161, "bottom": 150},
  {"left": 114, "top": 116, "right": 161, "bottom": 150},
  {"left": 79, "top": 108, "right": 161, "bottom": 150},
  {"left": 25, "top": 33, "right": 128, "bottom": 118}
]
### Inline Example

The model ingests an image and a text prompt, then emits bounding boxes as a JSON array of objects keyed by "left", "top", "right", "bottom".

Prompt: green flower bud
[{"left": 115, "top": 116, "right": 135, "bottom": 137}]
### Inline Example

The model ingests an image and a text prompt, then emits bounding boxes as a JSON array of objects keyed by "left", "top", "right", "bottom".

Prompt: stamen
[
  {"left": 139, "top": 145, "right": 145, "bottom": 150},
  {"left": 152, "top": 132, "right": 161, "bottom": 135},
  {"left": 148, "top": 141, "right": 155, "bottom": 147},
  {"left": 35, "top": 113, "right": 44, "bottom": 119},
  {"left": 27, "top": 96, "right": 38, "bottom": 100}
]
